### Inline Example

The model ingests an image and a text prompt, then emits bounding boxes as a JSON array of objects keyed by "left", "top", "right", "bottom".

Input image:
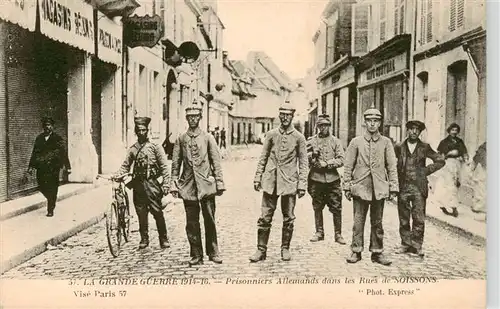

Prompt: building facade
[{"left": 0, "top": 0, "right": 124, "bottom": 201}]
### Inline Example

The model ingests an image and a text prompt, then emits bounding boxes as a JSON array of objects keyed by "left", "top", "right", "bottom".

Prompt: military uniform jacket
[
  {"left": 343, "top": 131, "right": 399, "bottom": 201},
  {"left": 116, "top": 140, "right": 170, "bottom": 193},
  {"left": 170, "top": 128, "right": 225, "bottom": 201},
  {"left": 254, "top": 126, "right": 308, "bottom": 196},
  {"left": 307, "top": 134, "right": 345, "bottom": 183},
  {"left": 29, "top": 132, "right": 71, "bottom": 172},
  {"left": 394, "top": 139, "right": 444, "bottom": 198}
]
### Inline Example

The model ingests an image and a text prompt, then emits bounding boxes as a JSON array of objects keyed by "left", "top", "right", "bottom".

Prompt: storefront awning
[
  {"left": 87, "top": 0, "right": 140, "bottom": 17},
  {"left": 0, "top": 1, "right": 37, "bottom": 31}
]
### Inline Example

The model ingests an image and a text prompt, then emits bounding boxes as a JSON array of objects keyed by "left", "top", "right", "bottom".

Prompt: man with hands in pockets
[
  {"left": 249, "top": 101, "right": 308, "bottom": 263},
  {"left": 343, "top": 108, "right": 398, "bottom": 266}
]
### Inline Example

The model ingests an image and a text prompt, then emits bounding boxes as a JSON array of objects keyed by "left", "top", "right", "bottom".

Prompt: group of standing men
[
  {"left": 28, "top": 98, "right": 445, "bottom": 267},
  {"left": 249, "top": 104, "right": 445, "bottom": 266}
]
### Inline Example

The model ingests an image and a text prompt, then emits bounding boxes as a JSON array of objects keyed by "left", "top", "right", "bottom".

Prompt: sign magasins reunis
[{"left": 123, "top": 14, "right": 164, "bottom": 48}]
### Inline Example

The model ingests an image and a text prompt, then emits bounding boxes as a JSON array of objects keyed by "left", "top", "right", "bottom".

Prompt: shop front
[
  {"left": 318, "top": 57, "right": 357, "bottom": 147},
  {"left": 0, "top": 0, "right": 99, "bottom": 201},
  {"left": 356, "top": 37, "right": 410, "bottom": 143}
]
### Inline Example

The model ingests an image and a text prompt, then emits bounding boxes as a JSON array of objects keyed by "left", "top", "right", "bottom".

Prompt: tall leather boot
[
  {"left": 281, "top": 226, "right": 293, "bottom": 261},
  {"left": 155, "top": 214, "right": 170, "bottom": 249},
  {"left": 138, "top": 213, "right": 149, "bottom": 249},
  {"left": 310, "top": 210, "right": 324, "bottom": 242},
  {"left": 333, "top": 213, "right": 346, "bottom": 245},
  {"left": 249, "top": 228, "right": 270, "bottom": 262}
]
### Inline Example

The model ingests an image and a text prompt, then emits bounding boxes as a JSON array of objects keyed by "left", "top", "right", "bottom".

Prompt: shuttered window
[
  {"left": 449, "top": 0, "right": 465, "bottom": 32},
  {"left": 394, "top": 0, "right": 406, "bottom": 35},
  {"left": 326, "top": 25, "right": 336, "bottom": 66},
  {"left": 352, "top": 3, "right": 370, "bottom": 56},
  {"left": 380, "top": 0, "right": 387, "bottom": 43},
  {"left": 419, "top": 0, "right": 433, "bottom": 45}
]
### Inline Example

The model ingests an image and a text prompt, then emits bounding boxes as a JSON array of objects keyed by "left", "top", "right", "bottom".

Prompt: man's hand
[
  {"left": 344, "top": 190, "right": 352, "bottom": 201},
  {"left": 297, "top": 189, "right": 305, "bottom": 199},
  {"left": 66, "top": 168, "right": 72, "bottom": 175},
  {"left": 388, "top": 192, "right": 398, "bottom": 201},
  {"left": 216, "top": 189, "right": 225, "bottom": 196},
  {"left": 254, "top": 182, "right": 262, "bottom": 192},
  {"left": 27, "top": 167, "right": 35, "bottom": 175},
  {"left": 319, "top": 160, "right": 327, "bottom": 168}
]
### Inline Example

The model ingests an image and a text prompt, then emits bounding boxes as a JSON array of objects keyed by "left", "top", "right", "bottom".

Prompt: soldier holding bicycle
[{"left": 115, "top": 117, "right": 171, "bottom": 250}]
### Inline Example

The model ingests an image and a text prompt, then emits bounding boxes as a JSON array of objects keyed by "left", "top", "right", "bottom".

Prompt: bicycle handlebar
[{"left": 96, "top": 173, "right": 131, "bottom": 181}]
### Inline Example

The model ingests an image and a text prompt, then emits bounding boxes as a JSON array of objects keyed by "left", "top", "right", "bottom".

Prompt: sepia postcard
[{"left": 0, "top": 0, "right": 492, "bottom": 308}]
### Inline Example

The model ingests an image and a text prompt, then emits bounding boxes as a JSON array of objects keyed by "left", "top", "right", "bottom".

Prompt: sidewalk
[{"left": 0, "top": 183, "right": 112, "bottom": 274}]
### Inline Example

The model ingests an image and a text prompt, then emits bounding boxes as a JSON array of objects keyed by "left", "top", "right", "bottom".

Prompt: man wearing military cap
[
  {"left": 171, "top": 100, "right": 225, "bottom": 266},
  {"left": 28, "top": 117, "right": 71, "bottom": 217},
  {"left": 343, "top": 108, "right": 398, "bottom": 265},
  {"left": 394, "top": 120, "right": 444, "bottom": 258},
  {"left": 115, "top": 116, "right": 171, "bottom": 250},
  {"left": 250, "top": 101, "right": 308, "bottom": 262},
  {"left": 306, "top": 114, "right": 346, "bottom": 244}
]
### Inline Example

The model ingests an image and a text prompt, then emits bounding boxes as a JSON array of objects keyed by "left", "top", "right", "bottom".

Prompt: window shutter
[
  {"left": 380, "top": 0, "right": 387, "bottom": 43},
  {"left": 450, "top": 0, "right": 457, "bottom": 31},
  {"left": 352, "top": 3, "right": 370, "bottom": 56},
  {"left": 426, "top": 0, "right": 433, "bottom": 42},
  {"left": 399, "top": 2, "right": 405, "bottom": 34},
  {"left": 420, "top": 0, "right": 426, "bottom": 44},
  {"left": 394, "top": 0, "right": 399, "bottom": 35},
  {"left": 380, "top": 21, "right": 386, "bottom": 43},
  {"left": 457, "top": 0, "right": 465, "bottom": 28}
]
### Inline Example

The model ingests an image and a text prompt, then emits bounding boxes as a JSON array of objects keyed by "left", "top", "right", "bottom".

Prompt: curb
[
  {"left": 0, "top": 183, "right": 100, "bottom": 221},
  {"left": 387, "top": 201, "right": 486, "bottom": 245},
  {"left": 0, "top": 212, "right": 105, "bottom": 274}
]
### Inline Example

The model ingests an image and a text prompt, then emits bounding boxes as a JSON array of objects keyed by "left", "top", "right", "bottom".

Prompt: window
[
  {"left": 321, "top": 94, "right": 327, "bottom": 114},
  {"left": 419, "top": 0, "right": 433, "bottom": 45},
  {"left": 326, "top": 25, "right": 336, "bottom": 66},
  {"left": 352, "top": 3, "right": 370, "bottom": 56},
  {"left": 394, "top": 0, "right": 406, "bottom": 35},
  {"left": 380, "top": 0, "right": 387, "bottom": 43},
  {"left": 449, "top": 0, "right": 465, "bottom": 32}
]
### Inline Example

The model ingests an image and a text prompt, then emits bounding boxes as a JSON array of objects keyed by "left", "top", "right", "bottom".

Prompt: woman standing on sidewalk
[{"left": 434, "top": 123, "right": 469, "bottom": 217}]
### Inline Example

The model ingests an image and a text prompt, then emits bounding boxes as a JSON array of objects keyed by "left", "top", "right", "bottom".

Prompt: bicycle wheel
[
  {"left": 105, "top": 202, "right": 121, "bottom": 258},
  {"left": 121, "top": 188, "right": 131, "bottom": 242}
]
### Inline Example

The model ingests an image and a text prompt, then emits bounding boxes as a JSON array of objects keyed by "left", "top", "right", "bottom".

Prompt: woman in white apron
[{"left": 434, "top": 123, "right": 469, "bottom": 217}]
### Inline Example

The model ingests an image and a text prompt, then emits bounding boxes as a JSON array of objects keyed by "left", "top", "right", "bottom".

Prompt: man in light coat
[
  {"left": 171, "top": 101, "right": 225, "bottom": 266},
  {"left": 343, "top": 108, "right": 398, "bottom": 266},
  {"left": 250, "top": 101, "right": 308, "bottom": 262}
]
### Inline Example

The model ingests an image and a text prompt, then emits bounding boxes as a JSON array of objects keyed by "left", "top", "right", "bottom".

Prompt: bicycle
[{"left": 96, "top": 173, "right": 132, "bottom": 258}]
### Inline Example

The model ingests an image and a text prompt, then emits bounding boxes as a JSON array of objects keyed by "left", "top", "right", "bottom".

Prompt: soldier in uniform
[
  {"left": 170, "top": 101, "right": 225, "bottom": 266},
  {"left": 249, "top": 101, "right": 308, "bottom": 262},
  {"left": 343, "top": 108, "right": 398, "bottom": 266},
  {"left": 307, "top": 114, "right": 346, "bottom": 244},
  {"left": 28, "top": 117, "right": 71, "bottom": 217},
  {"left": 115, "top": 117, "right": 171, "bottom": 250}
]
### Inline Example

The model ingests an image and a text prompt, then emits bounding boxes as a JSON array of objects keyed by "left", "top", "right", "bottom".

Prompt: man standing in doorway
[
  {"left": 343, "top": 108, "right": 398, "bottom": 266},
  {"left": 28, "top": 117, "right": 71, "bottom": 217},
  {"left": 171, "top": 101, "right": 225, "bottom": 266},
  {"left": 115, "top": 117, "right": 171, "bottom": 250},
  {"left": 307, "top": 114, "right": 346, "bottom": 244},
  {"left": 250, "top": 101, "right": 308, "bottom": 262},
  {"left": 394, "top": 120, "right": 444, "bottom": 258}
]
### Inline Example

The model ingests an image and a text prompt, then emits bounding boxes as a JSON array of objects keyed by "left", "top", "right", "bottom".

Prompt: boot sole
[
  {"left": 371, "top": 259, "right": 392, "bottom": 266},
  {"left": 249, "top": 256, "right": 266, "bottom": 263}
]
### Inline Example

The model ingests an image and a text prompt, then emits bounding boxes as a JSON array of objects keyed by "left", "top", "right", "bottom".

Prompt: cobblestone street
[{"left": 2, "top": 147, "right": 486, "bottom": 280}]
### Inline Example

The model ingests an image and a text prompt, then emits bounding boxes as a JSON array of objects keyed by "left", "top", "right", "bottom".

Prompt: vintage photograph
[{"left": 0, "top": 0, "right": 488, "bottom": 307}]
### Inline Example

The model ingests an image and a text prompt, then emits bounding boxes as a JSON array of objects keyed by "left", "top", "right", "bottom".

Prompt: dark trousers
[
  {"left": 309, "top": 179, "right": 342, "bottom": 235},
  {"left": 220, "top": 139, "right": 226, "bottom": 149},
  {"left": 184, "top": 196, "right": 219, "bottom": 258},
  {"left": 135, "top": 204, "right": 168, "bottom": 242},
  {"left": 257, "top": 192, "right": 296, "bottom": 231},
  {"left": 351, "top": 197, "right": 385, "bottom": 253},
  {"left": 398, "top": 184, "right": 426, "bottom": 250},
  {"left": 36, "top": 169, "right": 59, "bottom": 214}
]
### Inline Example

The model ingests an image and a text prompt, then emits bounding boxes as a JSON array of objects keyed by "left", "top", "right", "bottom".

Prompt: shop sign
[
  {"left": 123, "top": 15, "right": 164, "bottom": 48},
  {"left": 97, "top": 12, "right": 122, "bottom": 66},
  {"left": 359, "top": 53, "right": 407, "bottom": 86},
  {"left": 38, "top": 0, "right": 95, "bottom": 53},
  {"left": 0, "top": 0, "right": 37, "bottom": 31}
]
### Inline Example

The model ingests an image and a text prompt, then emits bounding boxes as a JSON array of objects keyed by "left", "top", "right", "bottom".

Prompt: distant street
[{"left": 2, "top": 146, "right": 486, "bottom": 280}]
